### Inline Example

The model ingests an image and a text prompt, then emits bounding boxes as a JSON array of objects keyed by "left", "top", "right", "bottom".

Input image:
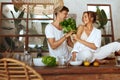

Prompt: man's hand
[{"left": 65, "top": 31, "right": 74, "bottom": 38}]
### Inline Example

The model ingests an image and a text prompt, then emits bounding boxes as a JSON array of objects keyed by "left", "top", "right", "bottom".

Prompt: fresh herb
[{"left": 60, "top": 18, "right": 77, "bottom": 33}]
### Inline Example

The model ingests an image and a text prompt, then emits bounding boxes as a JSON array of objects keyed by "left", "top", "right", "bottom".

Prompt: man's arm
[{"left": 47, "top": 31, "right": 73, "bottom": 49}]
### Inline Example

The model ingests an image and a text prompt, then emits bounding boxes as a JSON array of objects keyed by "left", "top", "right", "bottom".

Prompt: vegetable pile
[
  {"left": 42, "top": 56, "right": 56, "bottom": 66},
  {"left": 60, "top": 18, "right": 77, "bottom": 33}
]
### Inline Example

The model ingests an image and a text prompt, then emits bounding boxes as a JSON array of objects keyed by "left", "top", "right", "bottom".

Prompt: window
[{"left": 0, "top": 2, "right": 54, "bottom": 52}]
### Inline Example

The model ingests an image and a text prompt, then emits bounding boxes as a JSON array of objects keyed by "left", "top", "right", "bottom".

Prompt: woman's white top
[
  {"left": 72, "top": 27, "right": 102, "bottom": 53},
  {"left": 81, "top": 31, "right": 88, "bottom": 40}
]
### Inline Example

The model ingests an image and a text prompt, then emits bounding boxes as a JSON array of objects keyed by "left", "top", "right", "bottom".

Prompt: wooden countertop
[{"left": 33, "top": 59, "right": 120, "bottom": 75}]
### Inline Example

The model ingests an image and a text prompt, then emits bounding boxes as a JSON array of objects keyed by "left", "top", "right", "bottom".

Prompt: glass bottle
[{"left": 37, "top": 47, "right": 43, "bottom": 57}]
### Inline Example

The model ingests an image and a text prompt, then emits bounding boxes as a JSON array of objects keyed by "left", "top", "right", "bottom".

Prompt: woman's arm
[
  {"left": 66, "top": 25, "right": 84, "bottom": 47},
  {"left": 76, "top": 25, "right": 84, "bottom": 38},
  {"left": 73, "top": 25, "right": 97, "bottom": 50},
  {"left": 72, "top": 25, "right": 84, "bottom": 43},
  {"left": 77, "top": 39, "right": 97, "bottom": 50}
]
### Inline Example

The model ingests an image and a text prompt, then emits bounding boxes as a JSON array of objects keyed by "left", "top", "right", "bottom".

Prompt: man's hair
[{"left": 54, "top": 6, "right": 69, "bottom": 16}]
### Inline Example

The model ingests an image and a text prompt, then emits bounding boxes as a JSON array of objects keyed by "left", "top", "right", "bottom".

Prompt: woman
[
  {"left": 45, "top": 6, "right": 73, "bottom": 60},
  {"left": 71, "top": 11, "right": 101, "bottom": 62},
  {"left": 71, "top": 11, "right": 120, "bottom": 63}
]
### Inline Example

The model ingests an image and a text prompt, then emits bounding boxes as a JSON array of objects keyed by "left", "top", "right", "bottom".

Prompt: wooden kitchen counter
[{"left": 33, "top": 59, "right": 120, "bottom": 80}]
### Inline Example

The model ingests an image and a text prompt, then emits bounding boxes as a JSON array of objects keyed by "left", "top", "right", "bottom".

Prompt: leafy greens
[{"left": 60, "top": 18, "right": 77, "bottom": 33}]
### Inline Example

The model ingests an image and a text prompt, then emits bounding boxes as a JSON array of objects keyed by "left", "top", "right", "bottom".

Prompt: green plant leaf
[
  {"left": 101, "top": 9, "right": 108, "bottom": 25},
  {"left": 5, "top": 37, "right": 15, "bottom": 50},
  {"left": 14, "top": 6, "right": 19, "bottom": 12},
  {"left": 16, "top": 8, "right": 25, "bottom": 23},
  {"left": 96, "top": 6, "right": 108, "bottom": 29}
]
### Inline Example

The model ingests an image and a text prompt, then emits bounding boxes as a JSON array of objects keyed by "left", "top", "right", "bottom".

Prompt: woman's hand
[{"left": 72, "top": 34, "right": 79, "bottom": 41}]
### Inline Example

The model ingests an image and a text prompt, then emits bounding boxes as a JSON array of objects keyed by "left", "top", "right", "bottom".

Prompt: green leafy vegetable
[
  {"left": 60, "top": 18, "right": 77, "bottom": 33},
  {"left": 42, "top": 56, "right": 56, "bottom": 66}
]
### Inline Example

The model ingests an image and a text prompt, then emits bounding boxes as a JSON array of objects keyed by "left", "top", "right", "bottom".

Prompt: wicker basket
[{"left": 12, "top": 0, "right": 64, "bottom": 9}]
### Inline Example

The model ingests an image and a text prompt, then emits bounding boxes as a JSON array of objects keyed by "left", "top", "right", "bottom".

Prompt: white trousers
[{"left": 71, "top": 42, "right": 120, "bottom": 63}]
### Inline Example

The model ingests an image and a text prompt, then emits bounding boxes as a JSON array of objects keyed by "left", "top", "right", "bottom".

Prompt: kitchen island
[{"left": 33, "top": 59, "right": 120, "bottom": 80}]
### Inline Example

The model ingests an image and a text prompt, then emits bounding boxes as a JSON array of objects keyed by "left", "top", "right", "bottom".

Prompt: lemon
[
  {"left": 84, "top": 61, "right": 90, "bottom": 67},
  {"left": 93, "top": 61, "right": 99, "bottom": 67}
]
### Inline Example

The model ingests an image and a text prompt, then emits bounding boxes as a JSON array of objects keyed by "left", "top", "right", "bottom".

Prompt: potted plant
[
  {"left": 0, "top": 4, "right": 25, "bottom": 51},
  {"left": 95, "top": 6, "right": 110, "bottom": 45}
]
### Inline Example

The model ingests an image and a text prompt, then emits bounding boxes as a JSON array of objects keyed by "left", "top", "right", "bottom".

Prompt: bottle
[
  {"left": 23, "top": 50, "right": 32, "bottom": 66},
  {"left": 24, "top": 50, "right": 28, "bottom": 64},
  {"left": 37, "top": 47, "right": 42, "bottom": 57}
]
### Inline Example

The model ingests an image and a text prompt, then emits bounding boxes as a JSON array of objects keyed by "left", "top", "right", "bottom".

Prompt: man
[{"left": 45, "top": 6, "right": 73, "bottom": 60}]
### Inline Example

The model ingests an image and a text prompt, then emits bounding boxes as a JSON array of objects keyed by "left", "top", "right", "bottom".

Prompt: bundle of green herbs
[{"left": 60, "top": 18, "right": 77, "bottom": 33}]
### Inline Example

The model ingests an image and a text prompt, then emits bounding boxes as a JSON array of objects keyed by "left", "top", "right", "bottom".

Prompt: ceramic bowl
[
  {"left": 33, "top": 58, "right": 46, "bottom": 66},
  {"left": 69, "top": 61, "right": 82, "bottom": 66}
]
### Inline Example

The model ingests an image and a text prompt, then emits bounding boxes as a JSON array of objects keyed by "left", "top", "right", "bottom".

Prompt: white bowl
[
  {"left": 69, "top": 61, "right": 82, "bottom": 66},
  {"left": 33, "top": 58, "right": 46, "bottom": 66}
]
